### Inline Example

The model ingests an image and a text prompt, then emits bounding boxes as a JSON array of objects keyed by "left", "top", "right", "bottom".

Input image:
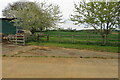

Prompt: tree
[
  {"left": 2, "top": 1, "right": 63, "bottom": 34},
  {"left": 71, "top": 1, "right": 120, "bottom": 45}
]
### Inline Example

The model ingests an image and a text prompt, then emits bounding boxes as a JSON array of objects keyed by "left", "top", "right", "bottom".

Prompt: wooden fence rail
[
  {"left": 9, "top": 34, "right": 120, "bottom": 45},
  {"left": 35, "top": 34, "right": 118, "bottom": 45},
  {"left": 47, "top": 35, "right": 119, "bottom": 40}
]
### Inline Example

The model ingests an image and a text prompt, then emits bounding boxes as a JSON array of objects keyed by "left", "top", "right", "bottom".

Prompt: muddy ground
[
  {"left": 2, "top": 43, "right": 118, "bottom": 78},
  {"left": 2, "top": 43, "right": 118, "bottom": 59}
]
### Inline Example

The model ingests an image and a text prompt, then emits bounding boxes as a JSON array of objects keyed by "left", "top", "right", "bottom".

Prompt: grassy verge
[{"left": 28, "top": 41, "right": 119, "bottom": 53}]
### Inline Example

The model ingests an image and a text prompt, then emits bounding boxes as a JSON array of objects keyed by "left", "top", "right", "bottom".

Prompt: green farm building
[{"left": 0, "top": 18, "right": 17, "bottom": 35}]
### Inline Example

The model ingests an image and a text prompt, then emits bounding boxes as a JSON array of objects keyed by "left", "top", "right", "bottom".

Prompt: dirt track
[
  {"left": 2, "top": 57, "right": 118, "bottom": 78},
  {"left": 2, "top": 43, "right": 118, "bottom": 78}
]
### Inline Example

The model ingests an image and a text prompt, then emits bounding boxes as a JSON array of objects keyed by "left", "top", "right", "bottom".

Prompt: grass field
[
  {"left": 43, "top": 31, "right": 119, "bottom": 43},
  {"left": 28, "top": 41, "right": 119, "bottom": 53},
  {"left": 27, "top": 30, "right": 119, "bottom": 53}
]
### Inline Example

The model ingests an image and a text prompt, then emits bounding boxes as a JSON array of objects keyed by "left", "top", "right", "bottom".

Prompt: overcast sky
[{"left": 0, "top": 0, "right": 94, "bottom": 30}]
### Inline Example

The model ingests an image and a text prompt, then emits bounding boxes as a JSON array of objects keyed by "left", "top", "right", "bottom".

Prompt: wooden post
[
  {"left": 58, "top": 35, "right": 60, "bottom": 43},
  {"left": 47, "top": 35, "right": 49, "bottom": 41},
  {"left": 72, "top": 35, "right": 74, "bottom": 43},
  {"left": 15, "top": 34, "right": 17, "bottom": 45},
  {"left": 86, "top": 34, "right": 90, "bottom": 43},
  {"left": 16, "top": 27, "right": 18, "bottom": 45},
  {"left": 23, "top": 34, "right": 25, "bottom": 46},
  {"left": 37, "top": 34, "right": 39, "bottom": 40}
]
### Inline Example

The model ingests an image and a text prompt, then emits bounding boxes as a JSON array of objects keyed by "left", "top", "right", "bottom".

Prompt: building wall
[
  {"left": 0, "top": 19, "right": 16, "bottom": 35},
  {"left": 0, "top": 19, "right": 2, "bottom": 33}
]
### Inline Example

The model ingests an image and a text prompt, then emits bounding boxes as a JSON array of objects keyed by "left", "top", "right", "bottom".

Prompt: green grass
[
  {"left": 27, "top": 31, "right": 119, "bottom": 53},
  {"left": 39, "top": 31, "right": 119, "bottom": 44},
  {"left": 44, "top": 31, "right": 119, "bottom": 37},
  {"left": 28, "top": 41, "right": 119, "bottom": 53}
]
